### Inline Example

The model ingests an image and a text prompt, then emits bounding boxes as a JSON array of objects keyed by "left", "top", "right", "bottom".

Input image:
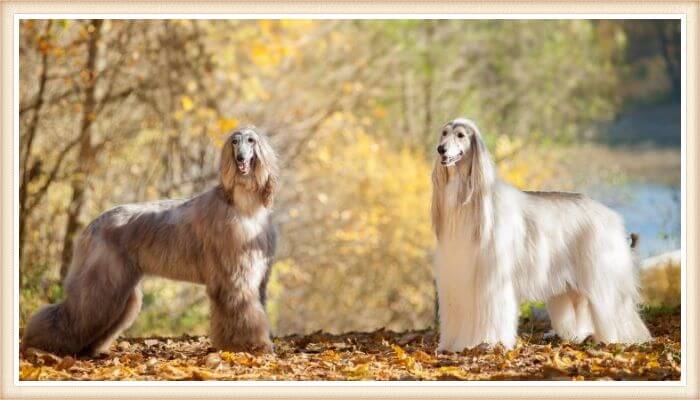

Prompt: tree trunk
[
  {"left": 656, "top": 22, "right": 681, "bottom": 97},
  {"left": 422, "top": 21, "right": 435, "bottom": 143},
  {"left": 422, "top": 22, "right": 440, "bottom": 328},
  {"left": 19, "top": 20, "right": 52, "bottom": 258},
  {"left": 60, "top": 20, "right": 103, "bottom": 279},
  {"left": 399, "top": 71, "right": 413, "bottom": 146}
]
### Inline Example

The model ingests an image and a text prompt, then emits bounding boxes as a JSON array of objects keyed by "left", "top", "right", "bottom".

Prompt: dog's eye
[
  {"left": 232, "top": 139, "right": 239, "bottom": 145},
  {"left": 442, "top": 130, "right": 448, "bottom": 136},
  {"left": 248, "top": 138, "right": 255, "bottom": 144},
  {"left": 457, "top": 132, "right": 465, "bottom": 138}
]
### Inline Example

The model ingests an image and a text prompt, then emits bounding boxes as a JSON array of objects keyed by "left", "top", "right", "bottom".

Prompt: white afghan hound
[
  {"left": 431, "top": 118, "right": 651, "bottom": 352},
  {"left": 23, "top": 127, "right": 278, "bottom": 356}
]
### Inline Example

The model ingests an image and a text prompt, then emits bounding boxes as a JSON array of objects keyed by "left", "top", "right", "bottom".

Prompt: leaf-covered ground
[{"left": 19, "top": 307, "right": 680, "bottom": 381}]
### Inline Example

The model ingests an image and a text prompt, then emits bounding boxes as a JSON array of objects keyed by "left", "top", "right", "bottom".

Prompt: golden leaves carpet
[{"left": 19, "top": 309, "right": 680, "bottom": 381}]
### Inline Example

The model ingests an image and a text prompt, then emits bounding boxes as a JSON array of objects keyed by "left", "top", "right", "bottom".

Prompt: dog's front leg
[
  {"left": 436, "top": 287, "right": 465, "bottom": 352},
  {"left": 207, "top": 278, "right": 273, "bottom": 353},
  {"left": 455, "top": 252, "right": 519, "bottom": 351},
  {"left": 436, "top": 270, "right": 473, "bottom": 352},
  {"left": 453, "top": 281, "right": 518, "bottom": 350}
]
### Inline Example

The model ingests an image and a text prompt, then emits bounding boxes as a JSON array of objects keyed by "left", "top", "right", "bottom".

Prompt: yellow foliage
[
  {"left": 180, "top": 95, "right": 194, "bottom": 112},
  {"left": 247, "top": 21, "right": 310, "bottom": 70},
  {"left": 220, "top": 352, "right": 258, "bottom": 367},
  {"left": 279, "top": 19, "right": 314, "bottom": 31},
  {"left": 240, "top": 77, "right": 270, "bottom": 101},
  {"left": 218, "top": 118, "right": 239, "bottom": 134},
  {"left": 269, "top": 112, "right": 435, "bottom": 334},
  {"left": 495, "top": 136, "right": 562, "bottom": 190},
  {"left": 250, "top": 42, "right": 279, "bottom": 67},
  {"left": 641, "top": 262, "right": 680, "bottom": 307},
  {"left": 257, "top": 20, "right": 273, "bottom": 35},
  {"left": 372, "top": 106, "right": 388, "bottom": 119}
]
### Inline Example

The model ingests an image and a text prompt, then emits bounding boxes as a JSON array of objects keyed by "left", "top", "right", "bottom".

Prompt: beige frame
[{"left": 1, "top": 1, "right": 697, "bottom": 398}]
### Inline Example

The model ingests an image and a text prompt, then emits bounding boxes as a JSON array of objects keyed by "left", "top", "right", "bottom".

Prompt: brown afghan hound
[{"left": 22, "top": 127, "right": 279, "bottom": 356}]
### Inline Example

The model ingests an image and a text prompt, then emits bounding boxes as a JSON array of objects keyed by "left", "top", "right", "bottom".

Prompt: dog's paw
[
  {"left": 253, "top": 340, "right": 275, "bottom": 354},
  {"left": 436, "top": 342, "right": 453, "bottom": 354},
  {"left": 543, "top": 330, "right": 557, "bottom": 340},
  {"left": 87, "top": 348, "right": 112, "bottom": 359},
  {"left": 217, "top": 338, "right": 274, "bottom": 354},
  {"left": 499, "top": 339, "right": 516, "bottom": 351},
  {"left": 475, "top": 342, "right": 492, "bottom": 351}
]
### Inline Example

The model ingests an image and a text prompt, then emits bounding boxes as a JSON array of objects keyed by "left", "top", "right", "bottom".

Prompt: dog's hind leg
[
  {"left": 589, "top": 279, "right": 654, "bottom": 344},
  {"left": 548, "top": 291, "right": 594, "bottom": 343},
  {"left": 586, "top": 235, "right": 651, "bottom": 344},
  {"left": 547, "top": 292, "right": 578, "bottom": 341},
  {"left": 86, "top": 286, "right": 143, "bottom": 356},
  {"left": 572, "top": 292, "right": 595, "bottom": 341},
  {"left": 590, "top": 294, "right": 650, "bottom": 343},
  {"left": 22, "top": 236, "right": 142, "bottom": 355},
  {"left": 615, "top": 295, "right": 651, "bottom": 343}
]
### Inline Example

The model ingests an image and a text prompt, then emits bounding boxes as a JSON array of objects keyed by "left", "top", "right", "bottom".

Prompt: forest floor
[{"left": 19, "top": 306, "right": 680, "bottom": 381}]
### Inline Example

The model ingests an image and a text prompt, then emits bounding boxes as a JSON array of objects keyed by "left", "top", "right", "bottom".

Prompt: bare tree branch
[{"left": 19, "top": 20, "right": 52, "bottom": 252}]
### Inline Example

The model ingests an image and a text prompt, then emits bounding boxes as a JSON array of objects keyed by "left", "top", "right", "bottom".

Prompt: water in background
[{"left": 585, "top": 183, "right": 681, "bottom": 259}]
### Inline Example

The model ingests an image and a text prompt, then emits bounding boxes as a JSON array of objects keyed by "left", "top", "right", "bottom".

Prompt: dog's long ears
[
  {"left": 253, "top": 134, "right": 279, "bottom": 207},
  {"left": 462, "top": 127, "right": 495, "bottom": 204},
  {"left": 431, "top": 158, "right": 447, "bottom": 238},
  {"left": 219, "top": 135, "right": 236, "bottom": 194}
]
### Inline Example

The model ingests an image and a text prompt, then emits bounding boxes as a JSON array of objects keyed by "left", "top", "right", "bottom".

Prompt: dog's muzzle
[{"left": 440, "top": 151, "right": 464, "bottom": 166}]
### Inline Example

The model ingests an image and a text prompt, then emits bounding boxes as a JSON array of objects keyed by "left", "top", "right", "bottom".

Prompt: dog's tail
[
  {"left": 629, "top": 232, "right": 642, "bottom": 272},
  {"left": 630, "top": 233, "right": 639, "bottom": 249}
]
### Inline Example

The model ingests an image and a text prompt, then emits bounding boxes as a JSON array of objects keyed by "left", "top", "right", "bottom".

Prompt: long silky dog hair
[
  {"left": 431, "top": 118, "right": 651, "bottom": 351},
  {"left": 22, "top": 127, "right": 279, "bottom": 355}
]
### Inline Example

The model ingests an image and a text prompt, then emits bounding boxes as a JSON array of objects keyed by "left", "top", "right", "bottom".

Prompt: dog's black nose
[
  {"left": 236, "top": 155, "right": 245, "bottom": 162},
  {"left": 437, "top": 145, "right": 446, "bottom": 155}
]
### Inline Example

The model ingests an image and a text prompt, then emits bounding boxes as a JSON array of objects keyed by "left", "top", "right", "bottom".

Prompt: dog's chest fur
[
  {"left": 435, "top": 172, "right": 478, "bottom": 272},
  {"left": 439, "top": 172, "right": 470, "bottom": 236},
  {"left": 231, "top": 206, "right": 269, "bottom": 241},
  {"left": 214, "top": 197, "right": 272, "bottom": 291},
  {"left": 444, "top": 174, "right": 462, "bottom": 209},
  {"left": 227, "top": 184, "right": 271, "bottom": 240}
]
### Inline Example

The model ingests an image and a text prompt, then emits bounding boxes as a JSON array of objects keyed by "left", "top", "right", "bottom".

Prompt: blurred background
[{"left": 19, "top": 19, "right": 681, "bottom": 337}]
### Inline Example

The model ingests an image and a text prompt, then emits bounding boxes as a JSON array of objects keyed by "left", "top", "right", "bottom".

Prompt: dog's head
[
  {"left": 435, "top": 118, "right": 481, "bottom": 167},
  {"left": 220, "top": 126, "right": 278, "bottom": 206},
  {"left": 431, "top": 118, "right": 495, "bottom": 237},
  {"left": 432, "top": 118, "right": 493, "bottom": 194}
]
